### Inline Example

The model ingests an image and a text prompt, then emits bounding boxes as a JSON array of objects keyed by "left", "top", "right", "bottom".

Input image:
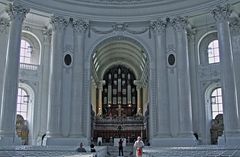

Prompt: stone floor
[
  {"left": 0, "top": 145, "right": 240, "bottom": 157},
  {"left": 143, "top": 145, "right": 240, "bottom": 157}
]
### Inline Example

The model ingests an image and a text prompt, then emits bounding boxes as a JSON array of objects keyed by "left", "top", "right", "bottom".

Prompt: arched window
[
  {"left": 210, "top": 88, "right": 223, "bottom": 119},
  {"left": 20, "top": 39, "right": 32, "bottom": 64},
  {"left": 16, "top": 88, "right": 29, "bottom": 120},
  {"left": 208, "top": 40, "right": 220, "bottom": 64}
]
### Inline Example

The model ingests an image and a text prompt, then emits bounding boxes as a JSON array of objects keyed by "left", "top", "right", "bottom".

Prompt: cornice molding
[{"left": 16, "top": 0, "right": 236, "bottom": 21}]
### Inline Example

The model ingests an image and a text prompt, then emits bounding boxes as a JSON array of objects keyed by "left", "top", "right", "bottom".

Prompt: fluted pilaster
[
  {"left": 152, "top": 19, "right": 170, "bottom": 137},
  {"left": 46, "top": 16, "right": 68, "bottom": 137},
  {"left": 70, "top": 18, "right": 88, "bottom": 137},
  {"left": 172, "top": 16, "right": 193, "bottom": 136}
]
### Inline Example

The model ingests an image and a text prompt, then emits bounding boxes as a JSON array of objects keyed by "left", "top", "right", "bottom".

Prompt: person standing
[
  {"left": 118, "top": 138, "right": 124, "bottom": 156},
  {"left": 76, "top": 142, "right": 87, "bottom": 152},
  {"left": 134, "top": 136, "right": 144, "bottom": 157}
]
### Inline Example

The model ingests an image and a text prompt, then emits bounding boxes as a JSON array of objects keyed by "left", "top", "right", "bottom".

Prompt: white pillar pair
[
  {"left": 0, "top": 3, "right": 29, "bottom": 143},
  {"left": 211, "top": 4, "right": 240, "bottom": 143}
]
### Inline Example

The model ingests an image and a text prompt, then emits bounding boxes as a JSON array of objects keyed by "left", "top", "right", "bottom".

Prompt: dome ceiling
[{"left": 17, "top": 0, "right": 240, "bottom": 21}]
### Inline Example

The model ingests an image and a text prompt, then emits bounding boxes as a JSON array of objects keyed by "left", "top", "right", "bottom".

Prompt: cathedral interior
[{"left": 1, "top": 0, "right": 240, "bottom": 156}]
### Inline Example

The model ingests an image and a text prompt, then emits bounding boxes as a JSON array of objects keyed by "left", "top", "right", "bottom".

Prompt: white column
[
  {"left": 0, "top": 4, "right": 29, "bottom": 138},
  {"left": 69, "top": 19, "right": 88, "bottom": 137},
  {"left": 211, "top": 5, "right": 240, "bottom": 136},
  {"left": 153, "top": 20, "right": 170, "bottom": 136},
  {"left": 0, "top": 18, "right": 9, "bottom": 117},
  {"left": 173, "top": 17, "right": 193, "bottom": 136},
  {"left": 97, "top": 81, "right": 105, "bottom": 116},
  {"left": 134, "top": 80, "right": 142, "bottom": 115},
  {"left": 46, "top": 16, "right": 68, "bottom": 137},
  {"left": 39, "top": 29, "right": 51, "bottom": 136},
  {"left": 230, "top": 19, "right": 240, "bottom": 128}
]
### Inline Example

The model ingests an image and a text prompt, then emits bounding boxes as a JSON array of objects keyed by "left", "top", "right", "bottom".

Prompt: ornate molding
[
  {"left": 171, "top": 16, "right": 189, "bottom": 31},
  {"left": 50, "top": 16, "right": 68, "bottom": 32},
  {"left": 90, "top": 22, "right": 149, "bottom": 36},
  {"left": 72, "top": 18, "right": 89, "bottom": 33},
  {"left": 6, "top": 3, "right": 29, "bottom": 21},
  {"left": 211, "top": 4, "right": 232, "bottom": 22},
  {"left": 0, "top": 18, "right": 9, "bottom": 33}
]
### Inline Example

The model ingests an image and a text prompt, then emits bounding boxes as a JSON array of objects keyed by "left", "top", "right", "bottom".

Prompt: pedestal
[
  {"left": 218, "top": 135, "right": 240, "bottom": 145},
  {"left": 0, "top": 136, "right": 21, "bottom": 145}
]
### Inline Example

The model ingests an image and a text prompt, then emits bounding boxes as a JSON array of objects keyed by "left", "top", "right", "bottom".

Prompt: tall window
[
  {"left": 211, "top": 88, "right": 223, "bottom": 119},
  {"left": 208, "top": 40, "right": 220, "bottom": 64},
  {"left": 20, "top": 39, "right": 32, "bottom": 64},
  {"left": 17, "top": 88, "right": 29, "bottom": 120}
]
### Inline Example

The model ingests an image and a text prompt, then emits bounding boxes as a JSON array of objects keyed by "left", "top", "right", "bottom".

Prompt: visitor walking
[{"left": 134, "top": 136, "right": 144, "bottom": 157}]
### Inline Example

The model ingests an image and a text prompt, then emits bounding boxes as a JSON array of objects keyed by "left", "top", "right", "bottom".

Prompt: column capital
[
  {"left": 133, "top": 80, "right": 143, "bottom": 88},
  {"left": 150, "top": 19, "right": 166, "bottom": 34},
  {"left": 6, "top": 3, "right": 29, "bottom": 22},
  {"left": 72, "top": 18, "right": 89, "bottom": 33},
  {"left": 187, "top": 27, "right": 197, "bottom": 40},
  {"left": 0, "top": 18, "right": 9, "bottom": 33},
  {"left": 97, "top": 80, "right": 106, "bottom": 89},
  {"left": 50, "top": 16, "right": 68, "bottom": 32},
  {"left": 42, "top": 27, "right": 52, "bottom": 42},
  {"left": 211, "top": 4, "right": 232, "bottom": 22},
  {"left": 230, "top": 18, "right": 240, "bottom": 34},
  {"left": 172, "top": 16, "right": 189, "bottom": 31}
]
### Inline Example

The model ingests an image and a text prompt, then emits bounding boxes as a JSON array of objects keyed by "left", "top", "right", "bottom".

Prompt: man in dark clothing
[{"left": 118, "top": 138, "right": 123, "bottom": 156}]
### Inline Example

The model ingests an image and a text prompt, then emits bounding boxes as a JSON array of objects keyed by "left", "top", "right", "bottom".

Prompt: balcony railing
[{"left": 20, "top": 63, "right": 38, "bottom": 71}]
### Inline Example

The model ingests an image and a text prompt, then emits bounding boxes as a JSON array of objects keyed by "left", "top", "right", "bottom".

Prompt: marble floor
[
  {"left": 143, "top": 145, "right": 240, "bottom": 157},
  {"left": 0, "top": 145, "right": 240, "bottom": 157}
]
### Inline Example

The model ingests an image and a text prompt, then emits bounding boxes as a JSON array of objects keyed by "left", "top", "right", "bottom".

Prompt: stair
[{"left": 106, "top": 145, "right": 134, "bottom": 157}]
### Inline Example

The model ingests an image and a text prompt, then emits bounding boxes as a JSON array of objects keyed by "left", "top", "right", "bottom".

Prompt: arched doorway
[{"left": 90, "top": 36, "right": 149, "bottom": 144}]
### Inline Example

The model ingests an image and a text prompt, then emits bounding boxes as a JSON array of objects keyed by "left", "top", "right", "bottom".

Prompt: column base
[
  {"left": 218, "top": 135, "right": 240, "bottom": 145},
  {"left": 0, "top": 136, "right": 21, "bottom": 145},
  {"left": 150, "top": 137, "right": 195, "bottom": 147},
  {"left": 43, "top": 137, "right": 90, "bottom": 146}
]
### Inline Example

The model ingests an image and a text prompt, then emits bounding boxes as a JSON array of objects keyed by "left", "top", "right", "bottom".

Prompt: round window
[
  {"left": 168, "top": 54, "right": 175, "bottom": 66},
  {"left": 64, "top": 54, "right": 72, "bottom": 66}
]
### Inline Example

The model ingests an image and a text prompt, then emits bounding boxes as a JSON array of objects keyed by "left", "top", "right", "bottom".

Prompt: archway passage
[{"left": 90, "top": 37, "right": 149, "bottom": 144}]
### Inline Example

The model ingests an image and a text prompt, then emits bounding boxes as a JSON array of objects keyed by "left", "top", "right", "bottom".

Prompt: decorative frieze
[
  {"left": 6, "top": 3, "right": 29, "bottom": 21},
  {"left": 50, "top": 16, "right": 68, "bottom": 32},
  {"left": 0, "top": 18, "right": 9, "bottom": 33},
  {"left": 90, "top": 22, "right": 149, "bottom": 36},
  {"left": 211, "top": 4, "right": 232, "bottom": 22}
]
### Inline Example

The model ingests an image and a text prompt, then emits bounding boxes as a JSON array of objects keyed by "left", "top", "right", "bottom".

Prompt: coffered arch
[{"left": 91, "top": 36, "right": 149, "bottom": 84}]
